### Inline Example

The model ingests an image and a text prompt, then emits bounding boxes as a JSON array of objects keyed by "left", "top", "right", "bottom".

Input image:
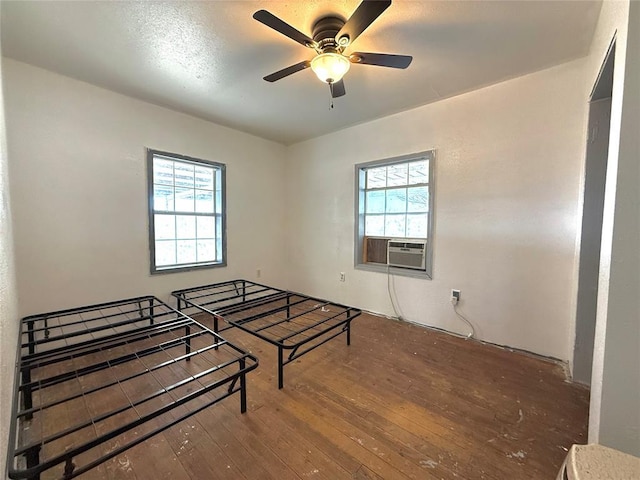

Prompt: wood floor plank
[
  {"left": 214, "top": 401, "right": 300, "bottom": 480},
  {"left": 295, "top": 379, "right": 478, "bottom": 479},
  {"left": 353, "top": 464, "right": 385, "bottom": 480},
  {"left": 247, "top": 398, "right": 353, "bottom": 479},
  {"left": 282, "top": 383, "right": 440, "bottom": 480},
  {"left": 25, "top": 312, "right": 588, "bottom": 479}
]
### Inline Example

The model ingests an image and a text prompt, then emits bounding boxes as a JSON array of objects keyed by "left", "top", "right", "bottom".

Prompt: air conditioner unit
[{"left": 387, "top": 239, "right": 426, "bottom": 271}]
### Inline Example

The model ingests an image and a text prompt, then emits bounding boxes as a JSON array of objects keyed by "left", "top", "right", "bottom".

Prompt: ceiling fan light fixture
[{"left": 310, "top": 52, "right": 351, "bottom": 84}]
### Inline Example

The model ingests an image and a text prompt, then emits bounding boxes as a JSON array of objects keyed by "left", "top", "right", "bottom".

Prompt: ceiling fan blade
[
  {"left": 336, "top": 0, "right": 392, "bottom": 46},
  {"left": 253, "top": 10, "right": 316, "bottom": 48},
  {"left": 263, "top": 61, "right": 311, "bottom": 82},
  {"left": 350, "top": 52, "right": 412, "bottom": 69},
  {"left": 330, "top": 79, "right": 346, "bottom": 98}
]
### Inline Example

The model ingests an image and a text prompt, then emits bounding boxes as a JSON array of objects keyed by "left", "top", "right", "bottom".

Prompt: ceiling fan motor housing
[{"left": 312, "top": 16, "right": 347, "bottom": 53}]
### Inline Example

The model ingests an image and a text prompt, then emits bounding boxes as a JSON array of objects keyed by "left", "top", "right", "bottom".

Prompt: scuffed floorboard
[{"left": 40, "top": 313, "right": 589, "bottom": 479}]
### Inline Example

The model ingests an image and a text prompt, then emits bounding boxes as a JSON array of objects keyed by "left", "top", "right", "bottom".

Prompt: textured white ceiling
[{"left": 1, "top": 1, "right": 601, "bottom": 145}]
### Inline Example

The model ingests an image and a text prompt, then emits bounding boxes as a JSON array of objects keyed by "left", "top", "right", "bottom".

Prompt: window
[
  {"left": 147, "top": 149, "right": 226, "bottom": 274},
  {"left": 354, "top": 151, "right": 434, "bottom": 278}
]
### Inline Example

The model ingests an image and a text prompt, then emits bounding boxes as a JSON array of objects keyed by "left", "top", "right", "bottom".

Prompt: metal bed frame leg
[
  {"left": 239, "top": 359, "right": 247, "bottom": 413},
  {"left": 213, "top": 315, "right": 220, "bottom": 351},
  {"left": 185, "top": 323, "right": 191, "bottom": 361},
  {"left": 137, "top": 301, "right": 143, "bottom": 319},
  {"left": 176, "top": 298, "right": 192, "bottom": 361},
  {"left": 278, "top": 347, "right": 284, "bottom": 389},
  {"left": 21, "top": 367, "right": 33, "bottom": 420},
  {"left": 27, "top": 320, "right": 35, "bottom": 355},
  {"left": 149, "top": 297, "right": 155, "bottom": 325},
  {"left": 347, "top": 320, "right": 351, "bottom": 346},
  {"left": 26, "top": 445, "right": 41, "bottom": 479},
  {"left": 63, "top": 457, "right": 76, "bottom": 479}
]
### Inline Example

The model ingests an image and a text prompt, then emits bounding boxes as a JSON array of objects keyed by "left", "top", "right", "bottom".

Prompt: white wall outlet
[
  {"left": 451, "top": 289, "right": 461, "bottom": 303},
  {"left": 340, "top": 272, "right": 346, "bottom": 282}
]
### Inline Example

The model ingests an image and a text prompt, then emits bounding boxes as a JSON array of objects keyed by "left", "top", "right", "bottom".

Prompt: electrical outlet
[
  {"left": 340, "top": 272, "right": 346, "bottom": 282},
  {"left": 451, "top": 289, "right": 461, "bottom": 301},
  {"left": 256, "top": 268, "right": 261, "bottom": 278}
]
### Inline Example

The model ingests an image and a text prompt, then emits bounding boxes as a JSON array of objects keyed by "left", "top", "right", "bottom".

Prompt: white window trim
[
  {"left": 354, "top": 150, "right": 435, "bottom": 279},
  {"left": 147, "top": 149, "right": 227, "bottom": 274}
]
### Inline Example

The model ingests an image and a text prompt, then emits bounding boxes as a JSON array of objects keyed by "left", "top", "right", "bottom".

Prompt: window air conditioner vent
[{"left": 387, "top": 239, "right": 426, "bottom": 271}]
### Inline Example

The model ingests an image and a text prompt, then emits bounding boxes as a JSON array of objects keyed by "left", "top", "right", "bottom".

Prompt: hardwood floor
[{"left": 38, "top": 312, "right": 590, "bottom": 479}]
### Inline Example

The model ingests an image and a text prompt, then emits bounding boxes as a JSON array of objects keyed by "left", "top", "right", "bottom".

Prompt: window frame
[
  {"left": 354, "top": 150, "right": 435, "bottom": 279},
  {"left": 147, "top": 148, "right": 227, "bottom": 275}
]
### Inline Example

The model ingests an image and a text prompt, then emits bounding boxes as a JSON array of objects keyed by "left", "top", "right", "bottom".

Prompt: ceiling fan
[{"left": 253, "top": 0, "right": 412, "bottom": 99}]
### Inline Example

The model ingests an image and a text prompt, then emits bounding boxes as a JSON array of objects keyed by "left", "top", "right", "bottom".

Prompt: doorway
[{"left": 573, "top": 40, "right": 615, "bottom": 385}]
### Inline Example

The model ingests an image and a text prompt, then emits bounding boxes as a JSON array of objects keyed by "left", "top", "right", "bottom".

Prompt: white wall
[
  {"left": 586, "top": 0, "right": 640, "bottom": 456},
  {"left": 0, "top": 18, "right": 20, "bottom": 477},
  {"left": 4, "top": 0, "right": 638, "bottom": 459},
  {"left": 286, "top": 58, "right": 589, "bottom": 362},
  {"left": 4, "top": 59, "right": 288, "bottom": 317}
]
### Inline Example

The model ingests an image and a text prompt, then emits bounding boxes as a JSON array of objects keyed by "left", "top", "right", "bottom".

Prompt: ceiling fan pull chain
[{"left": 329, "top": 83, "right": 334, "bottom": 109}]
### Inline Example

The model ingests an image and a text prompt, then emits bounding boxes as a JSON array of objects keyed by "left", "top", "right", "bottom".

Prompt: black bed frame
[
  {"left": 172, "top": 279, "right": 361, "bottom": 389},
  {"left": 7, "top": 296, "right": 258, "bottom": 480}
]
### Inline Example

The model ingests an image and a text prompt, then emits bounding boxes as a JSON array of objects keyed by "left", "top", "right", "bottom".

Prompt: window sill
[
  {"left": 151, "top": 261, "right": 226, "bottom": 275},
  {"left": 355, "top": 262, "right": 432, "bottom": 280}
]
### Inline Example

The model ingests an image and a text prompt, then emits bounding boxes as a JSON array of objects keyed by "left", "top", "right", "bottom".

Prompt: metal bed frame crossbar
[
  {"left": 172, "top": 280, "right": 361, "bottom": 389},
  {"left": 172, "top": 281, "right": 287, "bottom": 334},
  {"left": 7, "top": 296, "right": 258, "bottom": 480},
  {"left": 21, "top": 297, "right": 160, "bottom": 356}
]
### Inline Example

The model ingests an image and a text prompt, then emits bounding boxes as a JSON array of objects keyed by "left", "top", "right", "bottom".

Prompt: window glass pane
[
  {"left": 215, "top": 190, "right": 222, "bottom": 214},
  {"left": 408, "top": 160, "right": 429, "bottom": 185},
  {"left": 195, "top": 190, "right": 214, "bottom": 213},
  {"left": 215, "top": 216, "right": 223, "bottom": 260},
  {"left": 174, "top": 187, "right": 194, "bottom": 212},
  {"left": 151, "top": 153, "right": 225, "bottom": 271},
  {"left": 174, "top": 162, "right": 194, "bottom": 188},
  {"left": 195, "top": 166, "right": 214, "bottom": 190},
  {"left": 177, "top": 240, "right": 197, "bottom": 264},
  {"left": 385, "top": 214, "right": 406, "bottom": 237},
  {"left": 155, "top": 240, "right": 176, "bottom": 266},
  {"left": 365, "top": 214, "right": 385, "bottom": 236},
  {"left": 153, "top": 159, "right": 174, "bottom": 186},
  {"left": 215, "top": 169, "right": 223, "bottom": 214},
  {"left": 365, "top": 190, "right": 385, "bottom": 214},
  {"left": 387, "top": 163, "right": 408, "bottom": 187},
  {"left": 386, "top": 188, "right": 407, "bottom": 213},
  {"left": 154, "top": 214, "right": 175, "bottom": 240},
  {"left": 176, "top": 215, "right": 195, "bottom": 239},
  {"left": 407, "top": 186, "right": 429, "bottom": 212},
  {"left": 154, "top": 185, "right": 174, "bottom": 211},
  {"left": 197, "top": 240, "right": 216, "bottom": 262},
  {"left": 366, "top": 167, "right": 386, "bottom": 189},
  {"left": 197, "top": 216, "right": 215, "bottom": 239},
  {"left": 406, "top": 213, "right": 428, "bottom": 238}
]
